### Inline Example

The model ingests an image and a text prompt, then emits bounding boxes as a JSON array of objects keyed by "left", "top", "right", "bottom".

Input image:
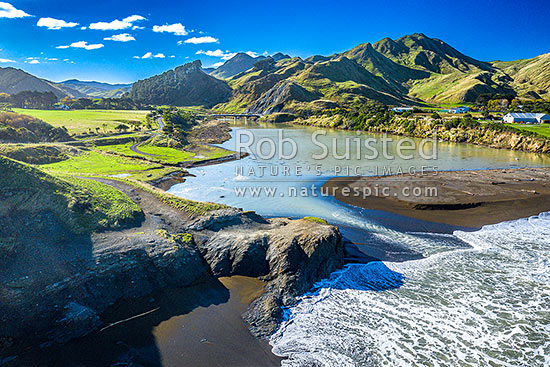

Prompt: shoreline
[{"left": 324, "top": 167, "right": 550, "bottom": 228}]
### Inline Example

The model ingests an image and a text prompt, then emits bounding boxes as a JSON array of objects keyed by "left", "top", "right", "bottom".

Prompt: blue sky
[{"left": 0, "top": 0, "right": 548, "bottom": 84}]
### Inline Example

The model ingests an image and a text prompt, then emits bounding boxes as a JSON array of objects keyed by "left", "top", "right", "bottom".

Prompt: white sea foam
[{"left": 271, "top": 213, "right": 550, "bottom": 367}]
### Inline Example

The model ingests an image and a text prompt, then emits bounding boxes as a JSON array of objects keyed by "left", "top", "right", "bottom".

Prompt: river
[{"left": 168, "top": 122, "right": 550, "bottom": 366}]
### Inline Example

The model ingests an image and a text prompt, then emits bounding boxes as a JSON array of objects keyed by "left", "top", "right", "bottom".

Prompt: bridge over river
[{"left": 210, "top": 113, "right": 262, "bottom": 123}]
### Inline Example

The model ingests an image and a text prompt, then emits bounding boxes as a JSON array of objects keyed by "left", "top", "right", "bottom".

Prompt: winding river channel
[{"left": 168, "top": 122, "right": 550, "bottom": 367}]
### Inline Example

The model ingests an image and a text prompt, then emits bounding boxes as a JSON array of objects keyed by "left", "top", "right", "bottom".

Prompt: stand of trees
[
  {"left": 1, "top": 91, "right": 58, "bottom": 109},
  {"left": 159, "top": 107, "right": 197, "bottom": 143},
  {"left": 475, "top": 94, "right": 550, "bottom": 114},
  {"left": 59, "top": 97, "right": 151, "bottom": 110}
]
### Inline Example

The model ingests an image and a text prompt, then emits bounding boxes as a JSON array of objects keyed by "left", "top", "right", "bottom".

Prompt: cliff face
[
  {"left": 384, "top": 118, "right": 550, "bottom": 154},
  {"left": 0, "top": 183, "right": 344, "bottom": 357}
]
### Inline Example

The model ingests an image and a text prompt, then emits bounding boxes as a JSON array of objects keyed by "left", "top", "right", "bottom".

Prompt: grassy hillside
[
  {"left": 491, "top": 53, "right": 550, "bottom": 99},
  {"left": 0, "top": 67, "right": 84, "bottom": 98},
  {"left": 214, "top": 33, "right": 548, "bottom": 112},
  {"left": 0, "top": 156, "right": 142, "bottom": 253},
  {"left": 0, "top": 143, "right": 78, "bottom": 164}
]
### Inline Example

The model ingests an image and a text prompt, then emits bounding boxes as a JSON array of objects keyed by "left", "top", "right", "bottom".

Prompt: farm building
[
  {"left": 392, "top": 107, "right": 413, "bottom": 113},
  {"left": 449, "top": 106, "right": 470, "bottom": 113},
  {"left": 503, "top": 113, "right": 550, "bottom": 124}
]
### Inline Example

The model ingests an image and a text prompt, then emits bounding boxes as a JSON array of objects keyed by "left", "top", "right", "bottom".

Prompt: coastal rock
[
  {"left": 248, "top": 219, "right": 344, "bottom": 337},
  {"left": 0, "top": 184, "right": 344, "bottom": 356},
  {"left": 45, "top": 302, "right": 101, "bottom": 344},
  {"left": 0, "top": 229, "right": 208, "bottom": 355},
  {"left": 192, "top": 214, "right": 344, "bottom": 337},
  {"left": 246, "top": 219, "right": 343, "bottom": 337}
]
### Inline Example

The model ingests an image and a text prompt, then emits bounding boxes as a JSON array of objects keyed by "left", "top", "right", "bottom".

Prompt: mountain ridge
[
  {"left": 58, "top": 80, "right": 132, "bottom": 98},
  {"left": 1, "top": 34, "right": 548, "bottom": 109}
]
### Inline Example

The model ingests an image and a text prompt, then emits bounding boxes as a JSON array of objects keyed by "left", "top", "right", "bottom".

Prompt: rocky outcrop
[
  {"left": 0, "top": 198, "right": 344, "bottom": 357},
  {"left": 191, "top": 214, "right": 344, "bottom": 337},
  {"left": 0, "top": 226, "right": 208, "bottom": 355},
  {"left": 129, "top": 60, "right": 232, "bottom": 107}
]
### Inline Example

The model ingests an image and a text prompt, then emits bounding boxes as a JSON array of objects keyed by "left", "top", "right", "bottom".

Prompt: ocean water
[{"left": 270, "top": 213, "right": 550, "bottom": 367}]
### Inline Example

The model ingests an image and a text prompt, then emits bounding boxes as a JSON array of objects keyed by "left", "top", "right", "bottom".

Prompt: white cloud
[
  {"left": 104, "top": 33, "right": 135, "bottom": 42},
  {"left": 184, "top": 36, "right": 218, "bottom": 44},
  {"left": 123, "top": 15, "right": 145, "bottom": 23},
  {"left": 177, "top": 40, "right": 183, "bottom": 46},
  {"left": 0, "top": 58, "right": 15, "bottom": 63},
  {"left": 58, "top": 41, "right": 104, "bottom": 50},
  {"left": 211, "top": 61, "right": 224, "bottom": 68},
  {"left": 37, "top": 17, "right": 78, "bottom": 30},
  {"left": 71, "top": 41, "right": 103, "bottom": 50},
  {"left": 89, "top": 15, "right": 145, "bottom": 31},
  {"left": 80, "top": 26, "right": 87, "bottom": 30},
  {"left": 46, "top": 58, "right": 58, "bottom": 61},
  {"left": 245, "top": 51, "right": 259, "bottom": 58},
  {"left": 0, "top": 2, "right": 31, "bottom": 18},
  {"left": 134, "top": 52, "right": 167, "bottom": 59},
  {"left": 152, "top": 23, "right": 188, "bottom": 36},
  {"left": 196, "top": 49, "right": 236, "bottom": 60},
  {"left": 28, "top": 59, "right": 40, "bottom": 64}
]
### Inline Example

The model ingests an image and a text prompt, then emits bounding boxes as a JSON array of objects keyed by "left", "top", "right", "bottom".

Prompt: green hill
[
  {"left": 215, "top": 33, "right": 548, "bottom": 112},
  {"left": 0, "top": 156, "right": 141, "bottom": 254},
  {"left": 491, "top": 53, "right": 550, "bottom": 99}
]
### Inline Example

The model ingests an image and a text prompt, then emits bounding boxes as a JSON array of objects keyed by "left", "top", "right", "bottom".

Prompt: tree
[{"left": 114, "top": 124, "right": 129, "bottom": 133}]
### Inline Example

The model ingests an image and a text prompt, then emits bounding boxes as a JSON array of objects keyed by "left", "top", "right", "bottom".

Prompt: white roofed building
[{"left": 503, "top": 113, "right": 550, "bottom": 124}]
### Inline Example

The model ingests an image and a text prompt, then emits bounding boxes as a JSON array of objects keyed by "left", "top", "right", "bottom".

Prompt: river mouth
[
  {"left": 167, "top": 122, "right": 550, "bottom": 366},
  {"left": 168, "top": 122, "right": 550, "bottom": 261}
]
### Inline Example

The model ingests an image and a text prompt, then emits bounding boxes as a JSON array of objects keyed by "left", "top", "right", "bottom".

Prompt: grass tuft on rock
[{"left": 302, "top": 216, "right": 328, "bottom": 224}]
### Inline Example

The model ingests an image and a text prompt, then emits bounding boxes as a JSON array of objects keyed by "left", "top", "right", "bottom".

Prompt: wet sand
[
  {"left": 324, "top": 167, "right": 550, "bottom": 228},
  {"left": 10, "top": 276, "right": 282, "bottom": 367}
]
